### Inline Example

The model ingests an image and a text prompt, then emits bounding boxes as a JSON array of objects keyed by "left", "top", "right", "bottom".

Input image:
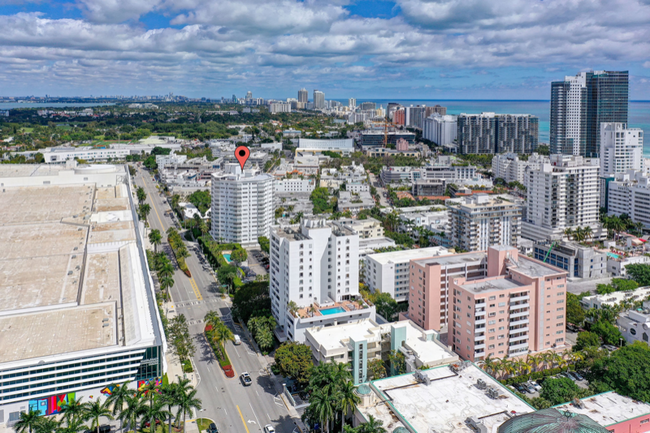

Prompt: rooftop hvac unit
[
  {"left": 486, "top": 387, "right": 500, "bottom": 399},
  {"left": 476, "top": 379, "right": 487, "bottom": 390},
  {"left": 467, "top": 417, "right": 488, "bottom": 433}
]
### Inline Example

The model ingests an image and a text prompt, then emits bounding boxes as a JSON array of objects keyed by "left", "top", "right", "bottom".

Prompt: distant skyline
[{"left": 1, "top": 0, "right": 650, "bottom": 99}]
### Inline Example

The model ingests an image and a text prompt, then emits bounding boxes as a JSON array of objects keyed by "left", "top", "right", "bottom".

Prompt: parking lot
[
  {"left": 509, "top": 370, "right": 589, "bottom": 399},
  {"left": 247, "top": 248, "right": 269, "bottom": 277}
]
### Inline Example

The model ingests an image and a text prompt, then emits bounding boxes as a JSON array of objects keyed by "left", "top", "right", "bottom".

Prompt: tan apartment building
[{"left": 408, "top": 246, "right": 567, "bottom": 361}]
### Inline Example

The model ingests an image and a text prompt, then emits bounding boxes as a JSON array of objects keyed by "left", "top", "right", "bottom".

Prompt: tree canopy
[
  {"left": 626, "top": 264, "right": 650, "bottom": 286},
  {"left": 310, "top": 187, "right": 336, "bottom": 214},
  {"left": 590, "top": 342, "right": 650, "bottom": 402},
  {"left": 187, "top": 190, "right": 211, "bottom": 216},
  {"left": 232, "top": 281, "right": 272, "bottom": 323},
  {"left": 575, "top": 331, "right": 601, "bottom": 351},
  {"left": 540, "top": 377, "right": 581, "bottom": 405},
  {"left": 274, "top": 342, "right": 314, "bottom": 385}
]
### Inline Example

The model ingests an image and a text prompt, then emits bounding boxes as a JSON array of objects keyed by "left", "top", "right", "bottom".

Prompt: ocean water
[{"left": 338, "top": 99, "right": 650, "bottom": 155}]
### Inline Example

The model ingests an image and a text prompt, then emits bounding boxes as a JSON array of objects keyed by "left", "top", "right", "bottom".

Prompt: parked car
[
  {"left": 530, "top": 381, "right": 541, "bottom": 391},
  {"left": 240, "top": 372, "right": 252, "bottom": 386},
  {"left": 208, "top": 423, "right": 218, "bottom": 433},
  {"left": 573, "top": 371, "right": 584, "bottom": 381}
]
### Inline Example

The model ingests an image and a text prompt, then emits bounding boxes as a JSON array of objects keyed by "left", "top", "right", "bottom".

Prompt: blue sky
[{"left": 0, "top": 0, "right": 649, "bottom": 99}]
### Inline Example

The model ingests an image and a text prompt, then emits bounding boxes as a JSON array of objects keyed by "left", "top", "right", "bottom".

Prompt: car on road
[
  {"left": 264, "top": 425, "right": 275, "bottom": 433},
  {"left": 208, "top": 423, "right": 218, "bottom": 433},
  {"left": 240, "top": 372, "right": 252, "bottom": 386},
  {"left": 234, "top": 335, "right": 241, "bottom": 345}
]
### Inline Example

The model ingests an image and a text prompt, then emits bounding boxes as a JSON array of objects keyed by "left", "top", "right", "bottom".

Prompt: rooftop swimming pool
[
  {"left": 607, "top": 252, "right": 620, "bottom": 259},
  {"left": 320, "top": 307, "right": 346, "bottom": 315}
]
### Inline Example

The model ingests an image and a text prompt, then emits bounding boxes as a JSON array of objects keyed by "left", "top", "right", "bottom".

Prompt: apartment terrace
[{"left": 293, "top": 298, "right": 370, "bottom": 319}]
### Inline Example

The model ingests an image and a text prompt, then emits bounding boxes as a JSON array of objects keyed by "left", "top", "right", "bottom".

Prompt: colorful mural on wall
[
  {"left": 100, "top": 384, "right": 120, "bottom": 396},
  {"left": 29, "top": 392, "right": 76, "bottom": 416},
  {"left": 137, "top": 377, "right": 161, "bottom": 394}
]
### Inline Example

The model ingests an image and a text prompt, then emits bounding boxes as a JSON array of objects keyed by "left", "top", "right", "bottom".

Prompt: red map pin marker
[{"left": 235, "top": 145, "right": 250, "bottom": 170}]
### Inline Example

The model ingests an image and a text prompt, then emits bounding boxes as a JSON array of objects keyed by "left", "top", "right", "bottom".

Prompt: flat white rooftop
[
  {"left": 367, "top": 246, "right": 449, "bottom": 265},
  {"left": 554, "top": 392, "right": 650, "bottom": 427},
  {"left": 0, "top": 165, "right": 158, "bottom": 366},
  {"left": 361, "top": 363, "right": 533, "bottom": 433}
]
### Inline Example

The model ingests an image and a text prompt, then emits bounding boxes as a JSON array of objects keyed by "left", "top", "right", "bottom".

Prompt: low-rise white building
[
  {"left": 304, "top": 319, "right": 458, "bottom": 385},
  {"left": 365, "top": 247, "right": 449, "bottom": 303},
  {"left": 581, "top": 287, "right": 650, "bottom": 310},
  {"left": 275, "top": 178, "right": 315, "bottom": 193},
  {"left": 607, "top": 253, "right": 650, "bottom": 278},
  {"left": 617, "top": 310, "right": 650, "bottom": 345}
]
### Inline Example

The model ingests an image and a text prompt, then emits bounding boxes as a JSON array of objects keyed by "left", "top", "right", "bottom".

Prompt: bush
[{"left": 182, "top": 359, "right": 193, "bottom": 373}]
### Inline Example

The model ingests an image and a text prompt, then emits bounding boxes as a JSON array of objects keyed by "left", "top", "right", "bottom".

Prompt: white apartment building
[
  {"left": 491, "top": 153, "right": 549, "bottom": 185},
  {"left": 365, "top": 247, "right": 449, "bottom": 303},
  {"left": 607, "top": 170, "right": 650, "bottom": 229},
  {"left": 448, "top": 194, "right": 522, "bottom": 252},
  {"left": 423, "top": 156, "right": 477, "bottom": 180},
  {"left": 211, "top": 164, "right": 274, "bottom": 246},
  {"left": 522, "top": 154, "right": 601, "bottom": 242},
  {"left": 313, "top": 90, "right": 325, "bottom": 109},
  {"left": 551, "top": 72, "right": 588, "bottom": 156},
  {"left": 270, "top": 102, "right": 292, "bottom": 114},
  {"left": 600, "top": 123, "right": 643, "bottom": 177},
  {"left": 270, "top": 219, "right": 373, "bottom": 342},
  {"left": 275, "top": 178, "right": 315, "bottom": 193},
  {"left": 423, "top": 114, "right": 457, "bottom": 146}
]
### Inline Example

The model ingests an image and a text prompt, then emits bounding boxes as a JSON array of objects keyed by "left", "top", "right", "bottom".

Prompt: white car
[{"left": 264, "top": 425, "right": 275, "bottom": 433}]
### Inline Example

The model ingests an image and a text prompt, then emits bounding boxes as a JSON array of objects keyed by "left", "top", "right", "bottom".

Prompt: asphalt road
[{"left": 133, "top": 168, "right": 297, "bottom": 433}]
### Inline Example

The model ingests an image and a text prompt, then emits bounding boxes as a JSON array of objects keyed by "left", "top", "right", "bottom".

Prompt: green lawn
[
  {"left": 196, "top": 418, "right": 214, "bottom": 432},
  {"left": 19, "top": 127, "right": 33, "bottom": 133}
]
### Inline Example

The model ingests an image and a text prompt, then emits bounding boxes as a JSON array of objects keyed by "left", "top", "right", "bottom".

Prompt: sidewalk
[{"left": 165, "top": 303, "right": 200, "bottom": 390}]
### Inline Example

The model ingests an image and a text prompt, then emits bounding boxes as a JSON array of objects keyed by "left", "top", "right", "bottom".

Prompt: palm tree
[
  {"left": 358, "top": 415, "right": 386, "bottom": 433},
  {"left": 106, "top": 382, "right": 132, "bottom": 433},
  {"left": 143, "top": 400, "right": 170, "bottom": 433},
  {"left": 311, "top": 386, "right": 338, "bottom": 433},
  {"left": 118, "top": 395, "right": 145, "bottom": 433},
  {"left": 149, "top": 229, "right": 162, "bottom": 253},
  {"left": 338, "top": 380, "right": 360, "bottom": 433},
  {"left": 58, "top": 418, "right": 87, "bottom": 433},
  {"left": 140, "top": 381, "right": 160, "bottom": 408},
  {"left": 214, "top": 322, "right": 234, "bottom": 348},
  {"left": 204, "top": 311, "right": 221, "bottom": 329},
  {"left": 34, "top": 417, "right": 60, "bottom": 433},
  {"left": 160, "top": 383, "right": 180, "bottom": 433},
  {"left": 60, "top": 396, "right": 85, "bottom": 425},
  {"left": 480, "top": 354, "right": 497, "bottom": 376},
  {"left": 175, "top": 387, "right": 202, "bottom": 433},
  {"left": 14, "top": 410, "right": 42, "bottom": 433},
  {"left": 83, "top": 399, "right": 114, "bottom": 433},
  {"left": 158, "top": 262, "right": 175, "bottom": 280},
  {"left": 583, "top": 226, "right": 593, "bottom": 242},
  {"left": 160, "top": 276, "right": 175, "bottom": 293},
  {"left": 563, "top": 227, "right": 573, "bottom": 241}
]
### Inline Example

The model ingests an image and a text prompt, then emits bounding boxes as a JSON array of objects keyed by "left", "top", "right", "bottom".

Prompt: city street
[{"left": 133, "top": 168, "right": 298, "bottom": 433}]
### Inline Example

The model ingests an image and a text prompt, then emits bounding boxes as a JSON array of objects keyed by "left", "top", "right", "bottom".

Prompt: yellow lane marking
[
  {"left": 189, "top": 277, "right": 203, "bottom": 301},
  {"left": 141, "top": 173, "right": 165, "bottom": 229},
  {"left": 237, "top": 405, "right": 251, "bottom": 433}
]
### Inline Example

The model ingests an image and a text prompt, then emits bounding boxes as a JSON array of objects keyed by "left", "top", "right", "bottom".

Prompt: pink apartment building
[{"left": 408, "top": 245, "right": 568, "bottom": 361}]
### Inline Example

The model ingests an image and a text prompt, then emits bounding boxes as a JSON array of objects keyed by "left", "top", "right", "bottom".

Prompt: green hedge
[
  {"left": 206, "top": 329, "right": 232, "bottom": 367},
  {"left": 182, "top": 359, "right": 193, "bottom": 373}
]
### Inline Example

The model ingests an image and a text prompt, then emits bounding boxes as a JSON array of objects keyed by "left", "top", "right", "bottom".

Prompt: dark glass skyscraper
[
  {"left": 586, "top": 71, "right": 629, "bottom": 158},
  {"left": 549, "top": 70, "right": 628, "bottom": 158}
]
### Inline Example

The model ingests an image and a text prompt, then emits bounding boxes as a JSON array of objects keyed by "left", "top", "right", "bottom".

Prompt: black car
[{"left": 207, "top": 423, "right": 219, "bottom": 433}]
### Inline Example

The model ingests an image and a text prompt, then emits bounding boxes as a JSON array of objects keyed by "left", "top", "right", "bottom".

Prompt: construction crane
[{"left": 543, "top": 241, "right": 558, "bottom": 263}]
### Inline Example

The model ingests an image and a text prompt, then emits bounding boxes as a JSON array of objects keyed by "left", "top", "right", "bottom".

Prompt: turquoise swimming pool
[
  {"left": 607, "top": 252, "right": 620, "bottom": 259},
  {"left": 223, "top": 253, "right": 232, "bottom": 262},
  {"left": 320, "top": 307, "right": 346, "bottom": 315}
]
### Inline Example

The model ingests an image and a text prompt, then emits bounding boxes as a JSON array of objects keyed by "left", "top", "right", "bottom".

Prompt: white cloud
[{"left": 0, "top": 0, "right": 649, "bottom": 96}]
